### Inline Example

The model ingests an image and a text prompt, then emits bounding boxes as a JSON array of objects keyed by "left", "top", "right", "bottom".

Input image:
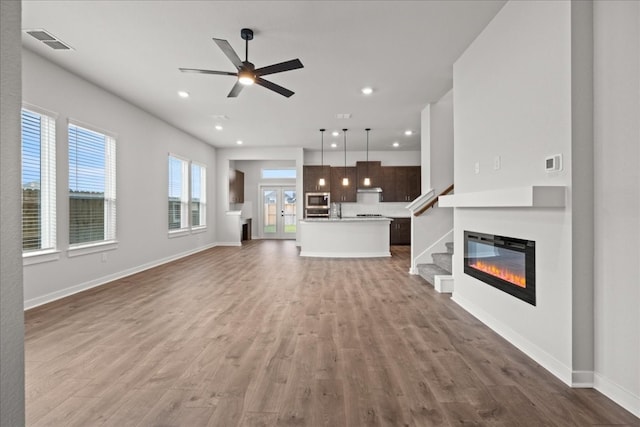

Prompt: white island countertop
[{"left": 299, "top": 216, "right": 392, "bottom": 258}]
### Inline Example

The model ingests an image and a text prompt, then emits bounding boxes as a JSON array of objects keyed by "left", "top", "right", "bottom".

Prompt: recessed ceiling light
[
  {"left": 393, "top": 142, "right": 400, "bottom": 147},
  {"left": 236, "top": 140, "right": 243, "bottom": 145},
  {"left": 331, "top": 143, "right": 337, "bottom": 148},
  {"left": 215, "top": 125, "right": 223, "bottom": 131},
  {"left": 404, "top": 130, "right": 413, "bottom": 136},
  {"left": 178, "top": 91, "right": 190, "bottom": 98},
  {"left": 361, "top": 87, "right": 373, "bottom": 95},
  {"left": 332, "top": 131, "right": 339, "bottom": 137}
]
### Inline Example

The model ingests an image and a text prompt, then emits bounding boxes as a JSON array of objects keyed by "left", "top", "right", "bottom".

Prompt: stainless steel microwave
[{"left": 306, "top": 192, "right": 330, "bottom": 208}]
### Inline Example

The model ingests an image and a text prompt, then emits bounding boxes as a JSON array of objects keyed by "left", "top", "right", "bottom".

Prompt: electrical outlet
[
  {"left": 474, "top": 162, "right": 480, "bottom": 174},
  {"left": 494, "top": 156, "right": 501, "bottom": 170},
  {"left": 101, "top": 253, "right": 107, "bottom": 263}
]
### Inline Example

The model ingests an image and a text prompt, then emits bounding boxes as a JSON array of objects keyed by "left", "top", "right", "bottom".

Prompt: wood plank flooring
[{"left": 25, "top": 240, "right": 638, "bottom": 426}]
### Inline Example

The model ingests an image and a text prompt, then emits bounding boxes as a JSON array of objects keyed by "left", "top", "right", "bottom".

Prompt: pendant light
[
  {"left": 363, "top": 128, "right": 371, "bottom": 186},
  {"left": 318, "top": 129, "right": 326, "bottom": 187},
  {"left": 342, "top": 129, "right": 349, "bottom": 186}
]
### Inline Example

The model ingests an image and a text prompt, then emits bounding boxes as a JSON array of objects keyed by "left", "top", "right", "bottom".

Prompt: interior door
[{"left": 262, "top": 186, "right": 297, "bottom": 239}]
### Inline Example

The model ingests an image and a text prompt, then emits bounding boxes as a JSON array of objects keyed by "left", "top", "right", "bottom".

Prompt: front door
[{"left": 262, "top": 187, "right": 297, "bottom": 239}]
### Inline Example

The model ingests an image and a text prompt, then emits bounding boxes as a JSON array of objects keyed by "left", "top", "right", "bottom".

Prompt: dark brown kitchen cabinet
[
  {"left": 380, "top": 166, "right": 421, "bottom": 202},
  {"left": 390, "top": 217, "right": 411, "bottom": 245},
  {"left": 330, "top": 167, "right": 357, "bottom": 202},
  {"left": 356, "top": 161, "right": 382, "bottom": 188},
  {"left": 229, "top": 169, "right": 244, "bottom": 203},
  {"left": 303, "top": 165, "right": 331, "bottom": 194}
]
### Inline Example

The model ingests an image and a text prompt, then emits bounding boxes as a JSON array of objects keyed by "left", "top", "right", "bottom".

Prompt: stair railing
[{"left": 413, "top": 184, "right": 454, "bottom": 217}]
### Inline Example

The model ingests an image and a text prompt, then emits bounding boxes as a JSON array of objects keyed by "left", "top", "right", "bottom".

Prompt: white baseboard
[
  {"left": 24, "top": 242, "right": 219, "bottom": 310},
  {"left": 451, "top": 293, "right": 573, "bottom": 386},
  {"left": 594, "top": 372, "right": 640, "bottom": 418},
  {"left": 434, "top": 275, "right": 454, "bottom": 293},
  {"left": 571, "top": 370, "right": 594, "bottom": 388},
  {"left": 409, "top": 267, "right": 418, "bottom": 275}
]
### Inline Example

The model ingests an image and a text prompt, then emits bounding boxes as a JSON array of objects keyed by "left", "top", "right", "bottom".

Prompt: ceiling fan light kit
[{"left": 179, "top": 28, "right": 303, "bottom": 98}]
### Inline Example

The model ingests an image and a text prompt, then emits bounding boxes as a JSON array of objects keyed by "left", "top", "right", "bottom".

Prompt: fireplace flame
[{"left": 470, "top": 260, "right": 526, "bottom": 288}]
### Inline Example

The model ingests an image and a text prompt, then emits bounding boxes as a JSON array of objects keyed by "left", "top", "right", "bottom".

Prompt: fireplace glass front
[{"left": 464, "top": 231, "right": 536, "bottom": 305}]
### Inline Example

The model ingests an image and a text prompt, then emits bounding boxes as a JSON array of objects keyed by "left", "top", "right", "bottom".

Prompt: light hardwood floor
[{"left": 25, "top": 240, "right": 638, "bottom": 426}]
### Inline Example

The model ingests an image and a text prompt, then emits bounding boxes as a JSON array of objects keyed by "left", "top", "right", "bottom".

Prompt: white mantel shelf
[{"left": 438, "top": 186, "right": 566, "bottom": 208}]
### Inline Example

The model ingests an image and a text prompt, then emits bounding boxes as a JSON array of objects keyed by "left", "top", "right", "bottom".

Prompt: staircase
[{"left": 417, "top": 242, "right": 453, "bottom": 286}]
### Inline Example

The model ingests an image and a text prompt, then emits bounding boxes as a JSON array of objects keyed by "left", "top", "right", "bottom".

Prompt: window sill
[
  {"left": 191, "top": 226, "right": 207, "bottom": 234},
  {"left": 67, "top": 241, "right": 119, "bottom": 258},
  {"left": 23, "top": 249, "right": 61, "bottom": 266}
]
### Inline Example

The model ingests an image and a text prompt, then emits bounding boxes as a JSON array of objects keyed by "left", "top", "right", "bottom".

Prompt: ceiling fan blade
[
  {"left": 255, "top": 77, "right": 294, "bottom": 98},
  {"left": 227, "top": 81, "right": 244, "bottom": 98},
  {"left": 255, "top": 59, "right": 304, "bottom": 77},
  {"left": 179, "top": 68, "right": 237, "bottom": 76},
  {"left": 213, "top": 38, "right": 243, "bottom": 69}
]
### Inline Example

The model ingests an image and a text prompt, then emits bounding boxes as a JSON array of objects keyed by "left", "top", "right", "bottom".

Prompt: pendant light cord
[{"left": 343, "top": 129, "right": 348, "bottom": 181}]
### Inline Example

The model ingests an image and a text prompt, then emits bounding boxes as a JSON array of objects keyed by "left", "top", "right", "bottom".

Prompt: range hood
[
  {"left": 356, "top": 187, "right": 383, "bottom": 203},
  {"left": 357, "top": 187, "right": 383, "bottom": 193}
]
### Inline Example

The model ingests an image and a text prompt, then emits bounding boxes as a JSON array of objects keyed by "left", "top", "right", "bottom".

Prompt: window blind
[
  {"left": 191, "top": 162, "right": 206, "bottom": 227},
  {"left": 21, "top": 108, "right": 56, "bottom": 252},
  {"left": 168, "top": 155, "right": 189, "bottom": 230},
  {"left": 68, "top": 123, "right": 116, "bottom": 245}
]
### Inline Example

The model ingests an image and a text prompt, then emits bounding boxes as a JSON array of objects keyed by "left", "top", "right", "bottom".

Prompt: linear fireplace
[{"left": 464, "top": 231, "right": 536, "bottom": 305}]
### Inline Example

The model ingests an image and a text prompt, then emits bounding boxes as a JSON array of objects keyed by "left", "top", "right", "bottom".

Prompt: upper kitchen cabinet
[
  {"left": 229, "top": 169, "right": 245, "bottom": 203},
  {"left": 381, "top": 166, "right": 421, "bottom": 202},
  {"left": 330, "top": 167, "right": 357, "bottom": 202},
  {"left": 356, "top": 161, "right": 382, "bottom": 188},
  {"left": 303, "top": 165, "right": 331, "bottom": 194}
]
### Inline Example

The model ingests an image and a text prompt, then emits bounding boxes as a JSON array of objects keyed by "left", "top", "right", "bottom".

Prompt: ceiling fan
[{"left": 179, "top": 28, "right": 303, "bottom": 98}]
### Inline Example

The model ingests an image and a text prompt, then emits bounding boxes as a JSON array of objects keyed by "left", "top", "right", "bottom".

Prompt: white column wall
[
  {"left": 593, "top": 0, "right": 640, "bottom": 415},
  {"left": 0, "top": 1, "right": 25, "bottom": 424},
  {"left": 452, "top": 1, "right": 575, "bottom": 383}
]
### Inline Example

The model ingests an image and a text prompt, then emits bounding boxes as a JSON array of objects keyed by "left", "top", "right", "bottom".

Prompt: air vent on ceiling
[{"left": 25, "top": 29, "right": 73, "bottom": 50}]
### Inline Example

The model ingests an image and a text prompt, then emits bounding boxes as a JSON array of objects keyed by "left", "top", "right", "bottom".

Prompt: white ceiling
[{"left": 21, "top": 0, "right": 505, "bottom": 152}]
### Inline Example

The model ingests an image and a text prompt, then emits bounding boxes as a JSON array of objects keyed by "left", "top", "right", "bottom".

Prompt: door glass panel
[
  {"left": 283, "top": 189, "right": 296, "bottom": 235},
  {"left": 263, "top": 190, "right": 277, "bottom": 234}
]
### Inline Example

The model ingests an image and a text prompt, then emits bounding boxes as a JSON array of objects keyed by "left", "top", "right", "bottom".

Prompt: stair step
[
  {"left": 445, "top": 241, "right": 454, "bottom": 254},
  {"left": 432, "top": 252, "right": 452, "bottom": 273},
  {"left": 417, "top": 263, "right": 450, "bottom": 286}
]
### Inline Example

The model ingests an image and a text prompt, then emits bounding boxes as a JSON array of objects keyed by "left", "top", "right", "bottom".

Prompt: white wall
[
  {"left": 593, "top": 0, "right": 640, "bottom": 415},
  {"left": 22, "top": 50, "right": 217, "bottom": 309},
  {"left": 452, "top": 0, "right": 576, "bottom": 383},
  {"left": 304, "top": 150, "right": 421, "bottom": 167},
  {"left": 412, "top": 90, "right": 454, "bottom": 270},
  {"left": 0, "top": 1, "right": 25, "bottom": 424}
]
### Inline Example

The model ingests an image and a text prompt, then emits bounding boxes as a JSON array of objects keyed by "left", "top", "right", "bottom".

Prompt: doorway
[{"left": 262, "top": 186, "right": 297, "bottom": 239}]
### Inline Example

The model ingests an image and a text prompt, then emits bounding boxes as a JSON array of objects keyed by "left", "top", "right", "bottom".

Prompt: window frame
[
  {"left": 21, "top": 105, "right": 59, "bottom": 264},
  {"left": 168, "top": 153, "right": 207, "bottom": 236},
  {"left": 67, "top": 120, "right": 117, "bottom": 253},
  {"left": 190, "top": 161, "right": 207, "bottom": 230}
]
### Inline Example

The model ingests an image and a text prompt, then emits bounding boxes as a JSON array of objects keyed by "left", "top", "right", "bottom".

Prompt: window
[
  {"left": 68, "top": 123, "right": 116, "bottom": 246},
  {"left": 191, "top": 162, "right": 206, "bottom": 227},
  {"left": 21, "top": 108, "right": 56, "bottom": 253},
  {"left": 261, "top": 168, "right": 296, "bottom": 179},
  {"left": 168, "top": 154, "right": 206, "bottom": 232},
  {"left": 168, "top": 155, "right": 189, "bottom": 231}
]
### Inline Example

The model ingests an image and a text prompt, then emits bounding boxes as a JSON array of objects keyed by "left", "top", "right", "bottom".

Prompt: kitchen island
[{"left": 299, "top": 217, "right": 392, "bottom": 258}]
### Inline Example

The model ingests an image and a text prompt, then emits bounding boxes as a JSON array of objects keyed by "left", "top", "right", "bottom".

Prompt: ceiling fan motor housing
[{"left": 241, "top": 28, "right": 254, "bottom": 41}]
